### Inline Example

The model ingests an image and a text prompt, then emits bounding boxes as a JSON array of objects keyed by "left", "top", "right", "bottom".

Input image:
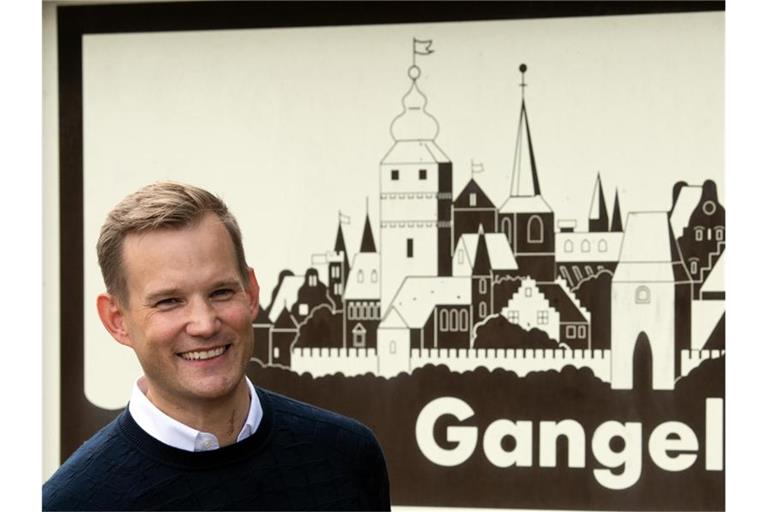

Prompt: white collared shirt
[{"left": 128, "top": 376, "right": 263, "bottom": 452}]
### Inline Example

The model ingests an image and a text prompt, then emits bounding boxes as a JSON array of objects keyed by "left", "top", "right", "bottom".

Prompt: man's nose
[{"left": 186, "top": 298, "right": 220, "bottom": 338}]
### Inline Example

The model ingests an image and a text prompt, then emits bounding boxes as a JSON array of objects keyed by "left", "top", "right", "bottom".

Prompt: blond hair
[{"left": 97, "top": 181, "right": 248, "bottom": 303}]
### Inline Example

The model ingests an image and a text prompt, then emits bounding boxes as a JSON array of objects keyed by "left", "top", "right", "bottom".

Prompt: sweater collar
[{"left": 128, "top": 376, "right": 262, "bottom": 452}]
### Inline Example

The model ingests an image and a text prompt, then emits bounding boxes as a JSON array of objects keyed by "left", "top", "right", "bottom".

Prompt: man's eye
[
  {"left": 154, "top": 298, "right": 181, "bottom": 309},
  {"left": 211, "top": 288, "right": 235, "bottom": 300}
]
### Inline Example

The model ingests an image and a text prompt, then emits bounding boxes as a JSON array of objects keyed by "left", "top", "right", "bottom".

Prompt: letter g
[{"left": 415, "top": 397, "right": 477, "bottom": 467}]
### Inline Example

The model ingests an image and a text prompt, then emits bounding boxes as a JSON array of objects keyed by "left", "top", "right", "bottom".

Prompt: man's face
[{"left": 108, "top": 212, "right": 258, "bottom": 410}]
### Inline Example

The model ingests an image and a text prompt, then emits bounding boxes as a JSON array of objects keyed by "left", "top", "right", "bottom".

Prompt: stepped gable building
[
  {"left": 555, "top": 173, "right": 623, "bottom": 289},
  {"left": 379, "top": 63, "right": 453, "bottom": 313},
  {"left": 343, "top": 210, "right": 381, "bottom": 349},
  {"left": 500, "top": 276, "right": 591, "bottom": 348},
  {"left": 498, "top": 65, "right": 556, "bottom": 282},
  {"left": 452, "top": 177, "right": 498, "bottom": 249},
  {"left": 377, "top": 276, "right": 472, "bottom": 377},
  {"left": 611, "top": 211, "right": 692, "bottom": 390},
  {"left": 673, "top": 179, "right": 725, "bottom": 299}
]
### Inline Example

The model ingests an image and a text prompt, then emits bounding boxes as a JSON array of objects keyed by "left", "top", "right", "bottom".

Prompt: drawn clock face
[{"left": 55, "top": 3, "right": 724, "bottom": 510}]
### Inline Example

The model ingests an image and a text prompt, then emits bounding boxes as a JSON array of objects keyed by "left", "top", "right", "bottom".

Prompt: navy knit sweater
[{"left": 43, "top": 388, "right": 390, "bottom": 511}]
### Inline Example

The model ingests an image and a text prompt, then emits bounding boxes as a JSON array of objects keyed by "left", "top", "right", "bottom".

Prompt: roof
[
  {"left": 360, "top": 213, "right": 377, "bottom": 253},
  {"left": 380, "top": 140, "right": 450, "bottom": 165},
  {"left": 669, "top": 185, "right": 702, "bottom": 239},
  {"left": 273, "top": 306, "right": 297, "bottom": 330},
  {"left": 498, "top": 195, "right": 553, "bottom": 214},
  {"left": 383, "top": 276, "right": 471, "bottom": 328},
  {"left": 613, "top": 212, "right": 690, "bottom": 283},
  {"left": 454, "top": 233, "right": 518, "bottom": 274},
  {"left": 268, "top": 275, "right": 304, "bottom": 323},
  {"left": 510, "top": 100, "right": 541, "bottom": 196},
  {"left": 538, "top": 280, "right": 590, "bottom": 323},
  {"left": 343, "top": 253, "right": 380, "bottom": 300},
  {"left": 454, "top": 178, "right": 496, "bottom": 209}
]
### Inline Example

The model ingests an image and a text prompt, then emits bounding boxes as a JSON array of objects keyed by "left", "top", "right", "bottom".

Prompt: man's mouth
[{"left": 177, "top": 345, "right": 230, "bottom": 361}]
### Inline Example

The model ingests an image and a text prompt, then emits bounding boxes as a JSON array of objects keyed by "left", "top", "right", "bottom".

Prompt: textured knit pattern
[{"left": 43, "top": 388, "right": 390, "bottom": 511}]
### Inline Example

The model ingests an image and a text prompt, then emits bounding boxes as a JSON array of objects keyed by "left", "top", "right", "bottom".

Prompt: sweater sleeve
[{"left": 360, "top": 430, "right": 391, "bottom": 511}]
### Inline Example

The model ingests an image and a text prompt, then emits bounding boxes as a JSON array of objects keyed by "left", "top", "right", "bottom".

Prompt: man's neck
[{"left": 141, "top": 378, "right": 251, "bottom": 447}]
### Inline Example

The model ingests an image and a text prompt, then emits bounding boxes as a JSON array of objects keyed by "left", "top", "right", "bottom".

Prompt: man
[{"left": 44, "top": 182, "right": 390, "bottom": 511}]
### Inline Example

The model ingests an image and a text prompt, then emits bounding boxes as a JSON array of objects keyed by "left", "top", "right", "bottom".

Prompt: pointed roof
[
  {"left": 454, "top": 233, "right": 519, "bottom": 274},
  {"left": 253, "top": 304, "right": 271, "bottom": 326},
  {"left": 274, "top": 306, "right": 297, "bottom": 330},
  {"left": 510, "top": 98, "right": 541, "bottom": 197},
  {"left": 610, "top": 189, "right": 623, "bottom": 232},
  {"left": 334, "top": 221, "right": 347, "bottom": 254},
  {"left": 589, "top": 174, "right": 609, "bottom": 232},
  {"left": 669, "top": 185, "right": 702, "bottom": 239},
  {"left": 454, "top": 178, "right": 496, "bottom": 209},
  {"left": 472, "top": 227, "right": 491, "bottom": 276},
  {"left": 360, "top": 212, "right": 376, "bottom": 253},
  {"left": 267, "top": 275, "right": 304, "bottom": 323}
]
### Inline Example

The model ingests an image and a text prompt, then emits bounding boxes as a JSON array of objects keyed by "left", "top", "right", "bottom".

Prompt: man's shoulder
[
  {"left": 43, "top": 412, "right": 129, "bottom": 510},
  {"left": 259, "top": 387, "right": 380, "bottom": 447}
]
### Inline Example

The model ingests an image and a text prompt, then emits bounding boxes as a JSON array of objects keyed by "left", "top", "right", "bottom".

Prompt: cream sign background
[{"left": 82, "top": 12, "right": 723, "bottom": 408}]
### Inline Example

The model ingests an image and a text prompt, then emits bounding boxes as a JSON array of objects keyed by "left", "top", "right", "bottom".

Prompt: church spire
[
  {"left": 472, "top": 225, "right": 491, "bottom": 276},
  {"left": 334, "top": 215, "right": 350, "bottom": 279},
  {"left": 611, "top": 188, "right": 624, "bottom": 232},
  {"left": 360, "top": 198, "right": 377, "bottom": 253},
  {"left": 510, "top": 63, "right": 541, "bottom": 197},
  {"left": 589, "top": 173, "right": 609, "bottom": 232}
]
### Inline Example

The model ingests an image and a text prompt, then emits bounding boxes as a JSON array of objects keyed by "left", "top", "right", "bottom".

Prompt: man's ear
[
  {"left": 96, "top": 293, "right": 133, "bottom": 348},
  {"left": 246, "top": 268, "right": 260, "bottom": 320}
]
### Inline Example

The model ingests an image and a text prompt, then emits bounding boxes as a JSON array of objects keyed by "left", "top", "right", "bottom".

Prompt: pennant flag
[
  {"left": 339, "top": 211, "right": 351, "bottom": 225},
  {"left": 471, "top": 160, "right": 485, "bottom": 174},
  {"left": 413, "top": 38, "right": 434, "bottom": 56}
]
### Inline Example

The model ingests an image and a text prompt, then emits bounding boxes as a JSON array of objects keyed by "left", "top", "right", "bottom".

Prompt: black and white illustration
[{"left": 59, "top": 5, "right": 724, "bottom": 510}]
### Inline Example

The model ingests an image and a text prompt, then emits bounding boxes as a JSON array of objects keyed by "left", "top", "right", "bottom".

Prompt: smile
[{"left": 177, "top": 345, "right": 230, "bottom": 361}]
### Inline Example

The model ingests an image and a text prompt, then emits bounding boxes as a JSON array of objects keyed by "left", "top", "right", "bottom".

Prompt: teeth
[{"left": 180, "top": 346, "right": 226, "bottom": 361}]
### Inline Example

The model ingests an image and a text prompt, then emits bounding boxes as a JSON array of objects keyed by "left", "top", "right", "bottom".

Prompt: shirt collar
[{"left": 128, "top": 376, "right": 263, "bottom": 452}]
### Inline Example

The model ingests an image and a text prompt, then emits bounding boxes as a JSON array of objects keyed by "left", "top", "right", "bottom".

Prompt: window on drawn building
[
  {"left": 308, "top": 274, "right": 317, "bottom": 287},
  {"left": 460, "top": 310, "right": 468, "bottom": 331},
  {"left": 457, "top": 249, "right": 464, "bottom": 264},
  {"left": 690, "top": 259, "right": 699, "bottom": 275},
  {"left": 508, "top": 310, "right": 519, "bottom": 323},
  {"left": 479, "top": 279, "right": 487, "bottom": 294},
  {"left": 391, "top": 169, "right": 399, "bottom": 181},
  {"left": 371, "top": 270, "right": 378, "bottom": 283},
  {"left": 564, "top": 240, "right": 573, "bottom": 253},
  {"left": 598, "top": 239, "right": 608, "bottom": 252},
  {"left": 715, "top": 226, "right": 724, "bottom": 241},
  {"left": 635, "top": 285, "right": 651, "bottom": 304},
  {"left": 353, "top": 324, "right": 366, "bottom": 347},
  {"left": 273, "top": 346, "right": 280, "bottom": 359},
  {"left": 479, "top": 302, "right": 487, "bottom": 319},
  {"left": 525, "top": 286, "right": 532, "bottom": 297},
  {"left": 331, "top": 266, "right": 339, "bottom": 278},
  {"left": 527, "top": 216, "right": 543, "bottom": 243},
  {"left": 502, "top": 217, "right": 513, "bottom": 243},
  {"left": 407, "top": 238, "right": 414, "bottom": 258},
  {"left": 581, "top": 239, "right": 591, "bottom": 253},
  {"left": 298, "top": 303, "right": 308, "bottom": 316},
  {"left": 566, "top": 325, "right": 576, "bottom": 339},
  {"left": 695, "top": 227, "right": 704, "bottom": 241},
  {"left": 440, "top": 310, "right": 449, "bottom": 331},
  {"left": 419, "top": 169, "right": 427, "bottom": 180},
  {"left": 450, "top": 310, "right": 459, "bottom": 331},
  {"left": 537, "top": 311, "right": 549, "bottom": 325},
  {"left": 469, "top": 193, "right": 477, "bottom": 207},
  {"left": 357, "top": 269, "right": 364, "bottom": 283},
  {"left": 389, "top": 340, "right": 397, "bottom": 354},
  {"left": 578, "top": 325, "right": 587, "bottom": 338}
]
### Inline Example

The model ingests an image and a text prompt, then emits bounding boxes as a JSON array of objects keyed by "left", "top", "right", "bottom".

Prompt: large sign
[{"left": 57, "top": 3, "right": 724, "bottom": 510}]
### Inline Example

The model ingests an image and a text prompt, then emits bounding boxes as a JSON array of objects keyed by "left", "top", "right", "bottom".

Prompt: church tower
[
  {"left": 380, "top": 61, "right": 453, "bottom": 312},
  {"left": 498, "top": 64, "right": 555, "bottom": 281}
]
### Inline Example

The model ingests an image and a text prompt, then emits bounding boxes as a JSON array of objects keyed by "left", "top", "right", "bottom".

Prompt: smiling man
[{"left": 43, "top": 182, "right": 390, "bottom": 511}]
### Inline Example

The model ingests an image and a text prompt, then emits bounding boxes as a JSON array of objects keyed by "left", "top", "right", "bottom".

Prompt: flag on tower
[
  {"left": 413, "top": 38, "right": 434, "bottom": 55},
  {"left": 339, "top": 211, "right": 351, "bottom": 225}
]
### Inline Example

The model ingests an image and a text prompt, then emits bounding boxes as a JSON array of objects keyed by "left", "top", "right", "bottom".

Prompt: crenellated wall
[
  {"left": 680, "top": 349, "right": 725, "bottom": 377},
  {"left": 291, "top": 347, "right": 378, "bottom": 377}
]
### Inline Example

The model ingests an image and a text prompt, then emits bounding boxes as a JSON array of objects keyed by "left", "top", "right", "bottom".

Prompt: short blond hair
[{"left": 97, "top": 181, "right": 248, "bottom": 303}]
